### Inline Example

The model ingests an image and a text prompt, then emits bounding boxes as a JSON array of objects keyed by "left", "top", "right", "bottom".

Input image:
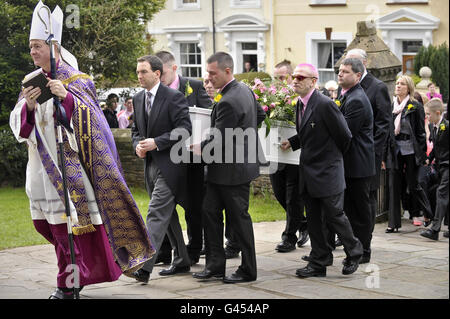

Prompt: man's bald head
[
  {"left": 296, "top": 63, "right": 319, "bottom": 78},
  {"left": 346, "top": 48, "right": 368, "bottom": 68}
]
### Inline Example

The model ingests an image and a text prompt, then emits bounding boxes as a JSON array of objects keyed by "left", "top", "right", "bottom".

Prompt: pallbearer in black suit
[
  {"left": 345, "top": 49, "right": 391, "bottom": 263},
  {"left": 154, "top": 51, "right": 212, "bottom": 266},
  {"left": 420, "top": 98, "right": 449, "bottom": 240},
  {"left": 337, "top": 58, "right": 376, "bottom": 264},
  {"left": 271, "top": 60, "right": 308, "bottom": 253},
  {"left": 281, "top": 63, "right": 363, "bottom": 278},
  {"left": 191, "top": 52, "right": 266, "bottom": 283},
  {"left": 130, "top": 55, "right": 192, "bottom": 283}
]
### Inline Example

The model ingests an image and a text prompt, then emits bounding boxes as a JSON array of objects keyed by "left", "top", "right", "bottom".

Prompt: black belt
[{"left": 395, "top": 133, "right": 410, "bottom": 141}]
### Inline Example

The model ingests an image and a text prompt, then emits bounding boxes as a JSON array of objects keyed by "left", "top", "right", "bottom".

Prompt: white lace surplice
[{"left": 10, "top": 96, "right": 102, "bottom": 225}]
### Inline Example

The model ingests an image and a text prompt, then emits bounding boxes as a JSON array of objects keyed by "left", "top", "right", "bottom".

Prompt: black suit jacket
[
  {"left": 339, "top": 83, "right": 376, "bottom": 178},
  {"left": 178, "top": 76, "right": 212, "bottom": 109},
  {"left": 288, "top": 89, "right": 352, "bottom": 198},
  {"left": 384, "top": 99, "right": 427, "bottom": 169},
  {"left": 428, "top": 118, "right": 449, "bottom": 168},
  {"left": 360, "top": 72, "right": 391, "bottom": 159},
  {"left": 201, "top": 80, "right": 266, "bottom": 185},
  {"left": 131, "top": 83, "right": 192, "bottom": 208}
]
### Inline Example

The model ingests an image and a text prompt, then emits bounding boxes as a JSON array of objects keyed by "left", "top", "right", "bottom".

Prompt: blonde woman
[{"left": 383, "top": 75, "right": 432, "bottom": 232}]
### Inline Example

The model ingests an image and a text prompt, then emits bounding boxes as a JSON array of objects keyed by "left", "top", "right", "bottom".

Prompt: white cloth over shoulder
[{"left": 9, "top": 97, "right": 102, "bottom": 225}]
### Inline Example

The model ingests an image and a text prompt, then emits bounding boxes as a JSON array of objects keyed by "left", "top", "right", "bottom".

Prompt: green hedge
[
  {"left": 0, "top": 128, "right": 27, "bottom": 187},
  {"left": 234, "top": 72, "right": 272, "bottom": 83},
  {"left": 414, "top": 43, "right": 449, "bottom": 103}
]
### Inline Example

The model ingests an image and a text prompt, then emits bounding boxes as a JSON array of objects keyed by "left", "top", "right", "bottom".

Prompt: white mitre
[{"left": 29, "top": 0, "right": 78, "bottom": 70}]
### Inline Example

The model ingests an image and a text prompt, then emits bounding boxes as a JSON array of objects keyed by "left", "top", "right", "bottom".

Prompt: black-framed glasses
[{"left": 292, "top": 74, "right": 317, "bottom": 81}]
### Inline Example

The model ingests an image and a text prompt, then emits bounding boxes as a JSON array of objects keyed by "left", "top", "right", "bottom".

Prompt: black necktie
[
  {"left": 146, "top": 91, "right": 153, "bottom": 115},
  {"left": 298, "top": 101, "right": 305, "bottom": 124}
]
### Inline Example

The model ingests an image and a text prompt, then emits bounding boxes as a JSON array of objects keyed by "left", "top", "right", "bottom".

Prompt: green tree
[
  {"left": 61, "top": 0, "right": 165, "bottom": 87},
  {"left": 413, "top": 43, "right": 449, "bottom": 103},
  {"left": 429, "top": 43, "right": 449, "bottom": 103},
  {"left": 413, "top": 45, "right": 436, "bottom": 76},
  {"left": 0, "top": 0, "right": 165, "bottom": 121}
]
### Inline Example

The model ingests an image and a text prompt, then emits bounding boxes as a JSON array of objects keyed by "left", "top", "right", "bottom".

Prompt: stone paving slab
[
  {"left": 0, "top": 219, "right": 448, "bottom": 300},
  {"left": 337, "top": 277, "right": 449, "bottom": 299}
]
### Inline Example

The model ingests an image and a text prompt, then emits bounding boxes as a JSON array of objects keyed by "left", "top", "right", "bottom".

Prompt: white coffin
[
  {"left": 258, "top": 121, "right": 300, "bottom": 165},
  {"left": 188, "top": 106, "right": 212, "bottom": 145},
  {"left": 188, "top": 107, "right": 299, "bottom": 165}
]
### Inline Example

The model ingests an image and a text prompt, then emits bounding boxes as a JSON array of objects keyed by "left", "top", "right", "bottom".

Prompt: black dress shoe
[
  {"left": 295, "top": 265, "right": 326, "bottom": 278},
  {"left": 223, "top": 272, "right": 255, "bottom": 284},
  {"left": 385, "top": 227, "right": 399, "bottom": 233},
  {"left": 49, "top": 288, "right": 75, "bottom": 299},
  {"left": 158, "top": 265, "right": 190, "bottom": 276},
  {"left": 420, "top": 229, "right": 439, "bottom": 241},
  {"left": 301, "top": 255, "right": 332, "bottom": 266},
  {"left": 192, "top": 269, "right": 224, "bottom": 280},
  {"left": 423, "top": 219, "right": 432, "bottom": 227},
  {"left": 132, "top": 269, "right": 150, "bottom": 283},
  {"left": 224, "top": 247, "right": 240, "bottom": 259},
  {"left": 444, "top": 230, "right": 449, "bottom": 238},
  {"left": 301, "top": 255, "right": 311, "bottom": 262},
  {"left": 155, "top": 253, "right": 172, "bottom": 265},
  {"left": 297, "top": 230, "right": 309, "bottom": 247},
  {"left": 342, "top": 258, "right": 360, "bottom": 275},
  {"left": 343, "top": 254, "right": 370, "bottom": 265},
  {"left": 275, "top": 241, "right": 296, "bottom": 252}
]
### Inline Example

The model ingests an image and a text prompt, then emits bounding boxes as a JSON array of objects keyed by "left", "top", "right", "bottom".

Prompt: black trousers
[
  {"left": 418, "top": 165, "right": 439, "bottom": 219},
  {"left": 203, "top": 182, "right": 257, "bottom": 280},
  {"left": 305, "top": 191, "right": 363, "bottom": 270},
  {"left": 431, "top": 165, "right": 449, "bottom": 232},
  {"left": 159, "top": 162, "right": 205, "bottom": 258},
  {"left": 388, "top": 153, "right": 432, "bottom": 228},
  {"left": 270, "top": 164, "right": 307, "bottom": 244},
  {"left": 225, "top": 217, "right": 241, "bottom": 251},
  {"left": 344, "top": 176, "right": 373, "bottom": 257},
  {"left": 368, "top": 155, "right": 383, "bottom": 248}
]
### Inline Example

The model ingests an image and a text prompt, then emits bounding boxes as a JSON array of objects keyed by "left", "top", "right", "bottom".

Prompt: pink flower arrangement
[{"left": 244, "top": 77, "right": 298, "bottom": 135}]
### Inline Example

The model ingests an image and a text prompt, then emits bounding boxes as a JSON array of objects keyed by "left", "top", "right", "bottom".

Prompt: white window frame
[
  {"left": 306, "top": 32, "right": 353, "bottom": 85},
  {"left": 174, "top": 0, "right": 201, "bottom": 11},
  {"left": 164, "top": 28, "right": 207, "bottom": 77},
  {"left": 240, "top": 42, "right": 259, "bottom": 73},
  {"left": 316, "top": 41, "right": 347, "bottom": 84},
  {"left": 230, "top": 0, "right": 261, "bottom": 9},
  {"left": 179, "top": 42, "right": 203, "bottom": 78}
]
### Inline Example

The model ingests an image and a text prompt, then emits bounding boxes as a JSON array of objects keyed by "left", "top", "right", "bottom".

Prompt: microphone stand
[{"left": 38, "top": 6, "right": 79, "bottom": 299}]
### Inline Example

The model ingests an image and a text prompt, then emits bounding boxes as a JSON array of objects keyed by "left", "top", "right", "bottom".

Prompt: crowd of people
[{"left": 10, "top": 1, "right": 448, "bottom": 299}]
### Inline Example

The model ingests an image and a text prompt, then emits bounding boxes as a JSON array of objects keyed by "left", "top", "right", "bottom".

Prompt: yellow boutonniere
[
  {"left": 407, "top": 103, "right": 414, "bottom": 110},
  {"left": 440, "top": 123, "right": 446, "bottom": 131},
  {"left": 214, "top": 93, "right": 223, "bottom": 103},
  {"left": 185, "top": 80, "right": 193, "bottom": 97},
  {"left": 335, "top": 100, "right": 341, "bottom": 107}
]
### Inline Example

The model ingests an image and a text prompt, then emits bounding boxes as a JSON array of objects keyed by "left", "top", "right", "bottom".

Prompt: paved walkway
[{"left": 0, "top": 218, "right": 448, "bottom": 299}]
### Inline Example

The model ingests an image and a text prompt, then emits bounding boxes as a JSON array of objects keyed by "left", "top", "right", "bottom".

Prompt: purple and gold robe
[{"left": 10, "top": 62, "right": 154, "bottom": 286}]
